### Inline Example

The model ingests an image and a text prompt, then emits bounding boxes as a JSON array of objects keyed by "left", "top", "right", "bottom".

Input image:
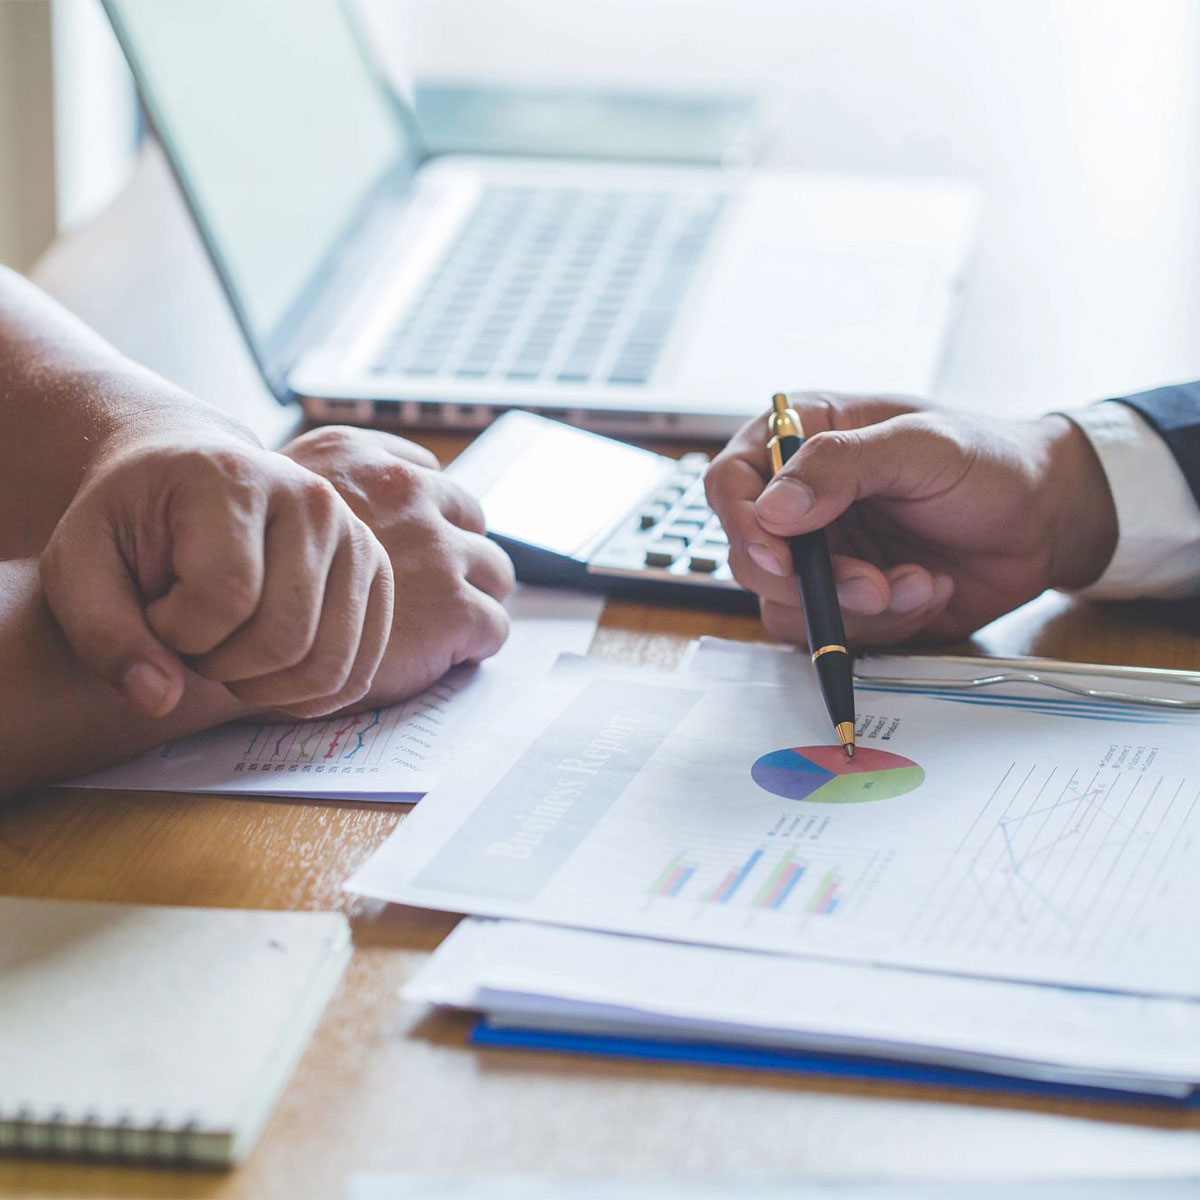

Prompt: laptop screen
[{"left": 105, "top": 0, "right": 417, "bottom": 375}]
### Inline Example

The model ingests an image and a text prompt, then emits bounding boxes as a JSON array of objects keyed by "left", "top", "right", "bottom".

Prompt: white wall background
[
  {"left": 362, "top": 0, "right": 1200, "bottom": 411},
  {"left": 0, "top": 0, "right": 55, "bottom": 271}
]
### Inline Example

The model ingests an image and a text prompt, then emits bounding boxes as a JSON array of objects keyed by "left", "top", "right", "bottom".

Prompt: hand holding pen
[
  {"left": 704, "top": 393, "right": 962, "bottom": 647},
  {"left": 764, "top": 394, "right": 857, "bottom": 757}
]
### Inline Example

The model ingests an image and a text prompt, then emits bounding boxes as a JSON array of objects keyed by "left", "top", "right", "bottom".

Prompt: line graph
[
  {"left": 231, "top": 672, "right": 473, "bottom": 778},
  {"left": 908, "top": 758, "right": 1198, "bottom": 963}
]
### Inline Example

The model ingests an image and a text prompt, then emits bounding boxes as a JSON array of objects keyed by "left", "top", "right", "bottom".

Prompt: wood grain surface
[{"left": 3, "top": 574, "right": 1200, "bottom": 1197}]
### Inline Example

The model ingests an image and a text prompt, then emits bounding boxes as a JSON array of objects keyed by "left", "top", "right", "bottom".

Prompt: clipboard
[{"left": 854, "top": 653, "right": 1200, "bottom": 711}]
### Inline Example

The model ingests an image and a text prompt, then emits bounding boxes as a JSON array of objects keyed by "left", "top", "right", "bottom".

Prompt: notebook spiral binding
[{"left": 0, "top": 1104, "right": 202, "bottom": 1162}]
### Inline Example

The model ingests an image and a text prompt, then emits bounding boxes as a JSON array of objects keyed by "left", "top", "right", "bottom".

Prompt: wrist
[
  {"left": 85, "top": 367, "right": 262, "bottom": 467},
  {"left": 1038, "top": 414, "right": 1118, "bottom": 590}
]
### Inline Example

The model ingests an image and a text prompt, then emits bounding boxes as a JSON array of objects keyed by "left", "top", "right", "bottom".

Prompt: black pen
[{"left": 766, "top": 393, "right": 857, "bottom": 758}]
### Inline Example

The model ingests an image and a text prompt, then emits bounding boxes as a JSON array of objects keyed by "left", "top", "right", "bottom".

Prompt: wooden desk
[
  {"left": 13, "top": 74, "right": 1200, "bottom": 1193},
  {"left": 3, "top": 584, "right": 1200, "bottom": 1197}
]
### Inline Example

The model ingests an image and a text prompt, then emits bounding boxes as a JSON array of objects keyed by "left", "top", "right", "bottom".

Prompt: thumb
[
  {"left": 753, "top": 414, "right": 958, "bottom": 535},
  {"left": 40, "top": 513, "right": 187, "bottom": 717}
]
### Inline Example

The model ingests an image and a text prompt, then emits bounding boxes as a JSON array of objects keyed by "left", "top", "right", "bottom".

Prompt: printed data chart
[
  {"left": 906, "top": 756, "right": 1200, "bottom": 966},
  {"left": 751, "top": 745, "right": 924, "bottom": 803},
  {"left": 232, "top": 675, "right": 468, "bottom": 781},
  {"left": 645, "top": 825, "right": 891, "bottom": 925}
]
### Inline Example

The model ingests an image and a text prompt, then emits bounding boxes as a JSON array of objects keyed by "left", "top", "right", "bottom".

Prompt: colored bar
[
  {"left": 812, "top": 881, "right": 840, "bottom": 914},
  {"left": 805, "top": 869, "right": 839, "bottom": 914},
  {"left": 711, "top": 849, "right": 763, "bottom": 903},
  {"left": 706, "top": 871, "right": 736, "bottom": 902},
  {"left": 667, "top": 866, "right": 695, "bottom": 897},
  {"left": 658, "top": 866, "right": 686, "bottom": 896},
  {"left": 650, "top": 852, "right": 685, "bottom": 894},
  {"left": 766, "top": 863, "right": 806, "bottom": 911},
  {"left": 753, "top": 851, "right": 795, "bottom": 907}
]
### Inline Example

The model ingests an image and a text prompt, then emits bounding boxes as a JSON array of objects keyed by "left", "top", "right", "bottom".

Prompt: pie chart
[{"left": 751, "top": 745, "right": 924, "bottom": 803}]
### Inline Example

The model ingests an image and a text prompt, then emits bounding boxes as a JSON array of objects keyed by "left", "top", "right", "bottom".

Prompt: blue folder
[{"left": 470, "top": 1020, "right": 1200, "bottom": 1108}]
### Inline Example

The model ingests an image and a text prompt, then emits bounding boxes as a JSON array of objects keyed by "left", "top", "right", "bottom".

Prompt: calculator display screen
[{"left": 475, "top": 424, "right": 668, "bottom": 557}]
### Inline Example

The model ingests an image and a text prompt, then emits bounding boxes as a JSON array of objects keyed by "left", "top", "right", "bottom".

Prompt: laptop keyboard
[{"left": 371, "top": 185, "right": 727, "bottom": 388}]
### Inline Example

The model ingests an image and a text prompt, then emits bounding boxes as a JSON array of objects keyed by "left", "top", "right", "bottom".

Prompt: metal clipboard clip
[{"left": 853, "top": 654, "right": 1200, "bottom": 711}]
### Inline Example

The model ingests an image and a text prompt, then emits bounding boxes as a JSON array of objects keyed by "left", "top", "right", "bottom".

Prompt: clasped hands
[{"left": 40, "top": 424, "right": 514, "bottom": 719}]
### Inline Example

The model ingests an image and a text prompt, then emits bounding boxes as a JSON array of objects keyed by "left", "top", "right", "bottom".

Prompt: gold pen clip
[{"left": 766, "top": 392, "right": 804, "bottom": 475}]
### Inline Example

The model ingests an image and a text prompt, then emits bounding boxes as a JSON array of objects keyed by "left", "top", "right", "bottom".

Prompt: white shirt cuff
[{"left": 1061, "top": 401, "right": 1200, "bottom": 600}]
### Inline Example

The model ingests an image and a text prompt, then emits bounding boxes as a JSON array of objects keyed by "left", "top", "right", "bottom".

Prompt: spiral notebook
[{"left": 0, "top": 897, "right": 351, "bottom": 1167}]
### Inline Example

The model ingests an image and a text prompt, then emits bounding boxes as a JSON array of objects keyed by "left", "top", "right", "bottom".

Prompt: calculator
[{"left": 446, "top": 411, "right": 754, "bottom": 611}]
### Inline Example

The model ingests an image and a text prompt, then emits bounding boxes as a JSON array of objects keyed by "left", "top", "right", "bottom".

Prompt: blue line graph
[
  {"left": 913, "top": 759, "right": 1189, "bottom": 961},
  {"left": 344, "top": 709, "right": 382, "bottom": 760}
]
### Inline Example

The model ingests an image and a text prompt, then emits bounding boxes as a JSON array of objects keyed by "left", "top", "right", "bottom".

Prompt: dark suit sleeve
[{"left": 1113, "top": 382, "right": 1200, "bottom": 509}]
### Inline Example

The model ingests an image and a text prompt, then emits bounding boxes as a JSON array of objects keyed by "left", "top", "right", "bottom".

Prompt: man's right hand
[
  {"left": 41, "top": 425, "right": 515, "bottom": 721},
  {"left": 704, "top": 394, "right": 1121, "bottom": 646}
]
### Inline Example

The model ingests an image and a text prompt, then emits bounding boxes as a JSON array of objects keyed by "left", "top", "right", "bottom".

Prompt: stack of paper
[{"left": 346, "top": 637, "right": 1200, "bottom": 1101}]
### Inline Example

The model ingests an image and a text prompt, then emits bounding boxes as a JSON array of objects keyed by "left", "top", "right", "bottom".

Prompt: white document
[
  {"left": 70, "top": 587, "right": 602, "bottom": 801},
  {"left": 351, "top": 1180, "right": 1200, "bottom": 1200},
  {"left": 349, "top": 654, "right": 1200, "bottom": 996},
  {"left": 409, "top": 918, "right": 1200, "bottom": 1095}
]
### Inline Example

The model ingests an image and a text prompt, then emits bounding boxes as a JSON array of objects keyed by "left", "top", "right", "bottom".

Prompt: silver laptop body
[{"left": 106, "top": 0, "right": 979, "bottom": 440}]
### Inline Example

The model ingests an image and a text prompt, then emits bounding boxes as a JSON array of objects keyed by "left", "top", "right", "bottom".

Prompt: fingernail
[
  {"left": 747, "top": 543, "right": 788, "bottom": 577},
  {"left": 122, "top": 661, "right": 173, "bottom": 717},
  {"left": 756, "top": 478, "right": 815, "bottom": 525},
  {"left": 837, "top": 576, "right": 884, "bottom": 614},
  {"left": 888, "top": 571, "right": 934, "bottom": 613}
]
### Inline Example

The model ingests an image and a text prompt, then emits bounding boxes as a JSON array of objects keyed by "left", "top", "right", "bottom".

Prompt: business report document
[
  {"left": 70, "top": 588, "right": 601, "bottom": 801},
  {"left": 349, "top": 655, "right": 1200, "bottom": 997}
]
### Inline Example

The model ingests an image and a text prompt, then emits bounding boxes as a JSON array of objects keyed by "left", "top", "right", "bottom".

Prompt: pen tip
[{"left": 835, "top": 721, "right": 856, "bottom": 759}]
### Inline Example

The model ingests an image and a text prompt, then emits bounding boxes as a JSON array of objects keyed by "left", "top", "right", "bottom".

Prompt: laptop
[{"left": 104, "top": 0, "right": 979, "bottom": 440}]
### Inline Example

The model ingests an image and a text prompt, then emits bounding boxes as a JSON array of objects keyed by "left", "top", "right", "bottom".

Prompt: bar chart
[{"left": 648, "top": 843, "right": 854, "bottom": 919}]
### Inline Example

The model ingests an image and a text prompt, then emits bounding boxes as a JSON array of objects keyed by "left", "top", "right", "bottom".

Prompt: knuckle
[
  {"left": 386, "top": 434, "right": 440, "bottom": 469},
  {"left": 203, "top": 446, "right": 259, "bottom": 491},
  {"left": 296, "top": 425, "right": 361, "bottom": 456},
  {"left": 372, "top": 458, "right": 423, "bottom": 501},
  {"left": 299, "top": 474, "right": 339, "bottom": 517},
  {"left": 801, "top": 429, "right": 849, "bottom": 465}
]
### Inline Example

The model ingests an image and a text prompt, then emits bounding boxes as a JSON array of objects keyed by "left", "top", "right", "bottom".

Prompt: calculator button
[
  {"left": 691, "top": 544, "right": 724, "bottom": 566},
  {"left": 702, "top": 527, "right": 729, "bottom": 546},
  {"left": 663, "top": 522, "right": 703, "bottom": 539},
  {"left": 638, "top": 506, "right": 668, "bottom": 529},
  {"left": 644, "top": 545, "right": 679, "bottom": 567},
  {"left": 684, "top": 505, "right": 712, "bottom": 520}
]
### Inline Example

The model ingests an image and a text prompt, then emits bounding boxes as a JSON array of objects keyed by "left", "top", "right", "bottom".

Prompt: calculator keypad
[{"left": 586, "top": 453, "right": 739, "bottom": 590}]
